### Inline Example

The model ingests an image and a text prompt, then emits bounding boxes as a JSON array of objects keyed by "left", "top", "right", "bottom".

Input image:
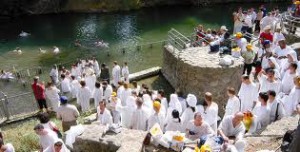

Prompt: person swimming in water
[
  {"left": 53, "top": 46, "right": 60, "bottom": 54},
  {"left": 39, "top": 48, "right": 46, "bottom": 54},
  {"left": 13, "top": 47, "right": 22, "bottom": 55}
]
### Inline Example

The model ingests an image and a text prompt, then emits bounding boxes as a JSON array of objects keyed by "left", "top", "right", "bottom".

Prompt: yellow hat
[
  {"left": 232, "top": 47, "right": 241, "bottom": 52},
  {"left": 294, "top": 1, "right": 300, "bottom": 5},
  {"left": 246, "top": 44, "right": 253, "bottom": 50},
  {"left": 153, "top": 101, "right": 161, "bottom": 110},
  {"left": 199, "top": 144, "right": 212, "bottom": 152},
  {"left": 111, "top": 92, "right": 117, "bottom": 97},
  {"left": 235, "top": 32, "right": 243, "bottom": 38}
]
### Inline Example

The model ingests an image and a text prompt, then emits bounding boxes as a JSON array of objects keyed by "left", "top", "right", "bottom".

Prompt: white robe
[
  {"left": 185, "top": 120, "right": 214, "bottom": 141},
  {"left": 70, "top": 80, "right": 81, "bottom": 98},
  {"left": 178, "top": 97, "right": 187, "bottom": 113},
  {"left": 93, "top": 87, "right": 103, "bottom": 108},
  {"left": 238, "top": 82, "right": 258, "bottom": 112},
  {"left": 267, "top": 99, "right": 285, "bottom": 122},
  {"left": 120, "top": 88, "right": 132, "bottom": 106},
  {"left": 93, "top": 60, "right": 100, "bottom": 77},
  {"left": 120, "top": 96, "right": 137, "bottom": 128},
  {"left": 97, "top": 108, "right": 113, "bottom": 125},
  {"left": 161, "top": 97, "right": 169, "bottom": 113},
  {"left": 45, "top": 87, "right": 60, "bottom": 112},
  {"left": 258, "top": 75, "right": 282, "bottom": 94},
  {"left": 224, "top": 96, "right": 241, "bottom": 117},
  {"left": 117, "top": 86, "right": 124, "bottom": 99},
  {"left": 197, "top": 102, "right": 218, "bottom": 132},
  {"left": 142, "top": 94, "right": 154, "bottom": 117},
  {"left": 282, "top": 87, "right": 300, "bottom": 116},
  {"left": 165, "top": 118, "right": 182, "bottom": 132},
  {"left": 109, "top": 97, "right": 122, "bottom": 124},
  {"left": 112, "top": 65, "right": 121, "bottom": 87},
  {"left": 39, "top": 129, "right": 58, "bottom": 151},
  {"left": 77, "top": 86, "right": 92, "bottom": 112},
  {"left": 147, "top": 112, "right": 165, "bottom": 131},
  {"left": 61, "top": 78, "right": 71, "bottom": 93},
  {"left": 43, "top": 138, "right": 69, "bottom": 152},
  {"left": 281, "top": 71, "right": 297, "bottom": 94},
  {"left": 85, "top": 74, "right": 96, "bottom": 92},
  {"left": 219, "top": 115, "right": 245, "bottom": 141},
  {"left": 121, "top": 66, "right": 130, "bottom": 83},
  {"left": 2, "top": 143, "right": 15, "bottom": 152},
  {"left": 49, "top": 68, "right": 59, "bottom": 84},
  {"left": 165, "top": 94, "right": 182, "bottom": 125},
  {"left": 131, "top": 107, "right": 149, "bottom": 131},
  {"left": 103, "top": 85, "right": 113, "bottom": 101},
  {"left": 252, "top": 104, "right": 271, "bottom": 132},
  {"left": 181, "top": 108, "right": 195, "bottom": 130}
]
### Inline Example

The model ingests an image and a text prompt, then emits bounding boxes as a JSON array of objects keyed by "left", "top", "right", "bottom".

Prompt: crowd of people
[{"left": 1, "top": 1, "right": 300, "bottom": 152}]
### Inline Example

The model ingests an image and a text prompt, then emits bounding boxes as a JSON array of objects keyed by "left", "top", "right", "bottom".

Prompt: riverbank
[{"left": 0, "top": 0, "right": 290, "bottom": 17}]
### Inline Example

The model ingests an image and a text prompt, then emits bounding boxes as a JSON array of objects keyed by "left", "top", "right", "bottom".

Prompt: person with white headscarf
[
  {"left": 142, "top": 93, "right": 154, "bottom": 116},
  {"left": 281, "top": 51, "right": 300, "bottom": 76},
  {"left": 131, "top": 97, "right": 150, "bottom": 131},
  {"left": 119, "top": 91, "right": 137, "bottom": 128},
  {"left": 147, "top": 101, "right": 165, "bottom": 131},
  {"left": 177, "top": 91, "right": 187, "bottom": 113},
  {"left": 181, "top": 94, "right": 197, "bottom": 130},
  {"left": 267, "top": 57, "right": 281, "bottom": 80},
  {"left": 197, "top": 92, "right": 218, "bottom": 132},
  {"left": 77, "top": 80, "right": 92, "bottom": 112},
  {"left": 165, "top": 94, "right": 182, "bottom": 125},
  {"left": 43, "top": 138, "right": 70, "bottom": 152}
]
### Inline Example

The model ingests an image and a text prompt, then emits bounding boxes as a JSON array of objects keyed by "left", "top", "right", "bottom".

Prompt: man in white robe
[
  {"left": 218, "top": 112, "right": 246, "bottom": 151},
  {"left": 112, "top": 61, "right": 121, "bottom": 87},
  {"left": 117, "top": 82, "right": 124, "bottom": 99},
  {"left": 252, "top": 92, "right": 271, "bottom": 133},
  {"left": 130, "top": 97, "right": 150, "bottom": 131},
  {"left": 185, "top": 112, "right": 214, "bottom": 141},
  {"left": 70, "top": 76, "right": 81, "bottom": 99},
  {"left": 61, "top": 74, "right": 71, "bottom": 94},
  {"left": 238, "top": 75, "right": 258, "bottom": 112},
  {"left": 102, "top": 81, "right": 113, "bottom": 101},
  {"left": 34, "top": 124, "right": 58, "bottom": 152},
  {"left": 92, "top": 57, "right": 100, "bottom": 77},
  {"left": 147, "top": 101, "right": 165, "bottom": 131},
  {"left": 120, "top": 83, "right": 132, "bottom": 106},
  {"left": 108, "top": 92, "right": 122, "bottom": 124},
  {"left": 50, "top": 65, "right": 59, "bottom": 84},
  {"left": 77, "top": 80, "right": 92, "bottom": 112},
  {"left": 267, "top": 90, "right": 285, "bottom": 122},
  {"left": 96, "top": 100, "right": 113, "bottom": 125},
  {"left": 225, "top": 87, "right": 241, "bottom": 117},
  {"left": 85, "top": 73, "right": 96, "bottom": 92},
  {"left": 120, "top": 91, "right": 137, "bottom": 128},
  {"left": 258, "top": 68, "right": 282, "bottom": 94},
  {"left": 281, "top": 63, "right": 298, "bottom": 95},
  {"left": 274, "top": 39, "right": 295, "bottom": 65},
  {"left": 93, "top": 82, "right": 103, "bottom": 108},
  {"left": 121, "top": 62, "right": 130, "bottom": 83}
]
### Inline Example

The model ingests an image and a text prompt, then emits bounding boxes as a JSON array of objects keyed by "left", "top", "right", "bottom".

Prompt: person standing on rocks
[
  {"left": 77, "top": 80, "right": 92, "bottom": 112},
  {"left": 56, "top": 96, "right": 80, "bottom": 132},
  {"left": 112, "top": 61, "right": 121, "bottom": 88},
  {"left": 32, "top": 76, "right": 48, "bottom": 112},
  {"left": 130, "top": 97, "right": 149, "bottom": 131}
]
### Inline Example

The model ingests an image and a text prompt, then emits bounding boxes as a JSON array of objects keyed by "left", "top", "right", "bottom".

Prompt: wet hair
[
  {"left": 95, "top": 81, "right": 101, "bottom": 88},
  {"left": 227, "top": 87, "right": 236, "bottom": 95},
  {"left": 34, "top": 124, "right": 44, "bottom": 130},
  {"left": 118, "top": 81, "right": 124, "bottom": 86},
  {"left": 46, "top": 81, "right": 52, "bottom": 88},
  {"left": 102, "top": 81, "right": 108, "bottom": 86},
  {"left": 204, "top": 92, "right": 212, "bottom": 102},
  {"left": 124, "top": 83, "right": 129, "bottom": 89},
  {"left": 172, "top": 109, "right": 181, "bottom": 123},
  {"left": 101, "top": 63, "right": 106, "bottom": 67},
  {"left": 267, "top": 90, "right": 276, "bottom": 97},
  {"left": 132, "top": 81, "right": 138, "bottom": 88},
  {"left": 158, "top": 89, "right": 165, "bottom": 97},
  {"left": 113, "top": 61, "right": 117, "bottom": 65},
  {"left": 259, "top": 92, "right": 269, "bottom": 102},
  {"left": 176, "top": 90, "right": 184, "bottom": 98},
  {"left": 290, "top": 63, "right": 298, "bottom": 70},
  {"left": 242, "top": 75, "right": 250, "bottom": 80},
  {"left": 80, "top": 80, "right": 86, "bottom": 87},
  {"left": 266, "top": 68, "right": 275, "bottom": 75},
  {"left": 61, "top": 74, "right": 66, "bottom": 79},
  {"left": 38, "top": 113, "right": 50, "bottom": 124}
]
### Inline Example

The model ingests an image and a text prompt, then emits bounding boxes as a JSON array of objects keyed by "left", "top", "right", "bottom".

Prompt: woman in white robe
[
  {"left": 252, "top": 93, "right": 271, "bottom": 133},
  {"left": 142, "top": 94, "right": 154, "bottom": 116},
  {"left": 49, "top": 65, "right": 59, "bottom": 84},
  {"left": 93, "top": 82, "right": 103, "bottom": 108},
  {"left": 93, "top": 59, "right": 100, "bottom": 77},
  {"left": 120, "top": 95, "right": 137, "bottom": 128},
  {"left": 85, "top": 73, "right": 96, "bottom": 92},
  {"left": 238, "top": 76, "right": 258, "bottom": 112},
  {"left": 121, "top": 62, "right": 130, "bottom": 83},
  {"left": 103, "top": 82, "right": 113, "bottom": 101},
  {"left": 197, "top": 92, "right": 218, "bottom": 132},
  {"left": 281, "top": 63, "right": 298, "bottom": 95},
  {"left": 283, "top": 76, "right": 300, "bottom": 116},
  {"left": 224, "top": 87, "right": 241, "bottom": 117},
  {"left": 43, "top": 138, "right": 70, "bottom": 152},
  {"left": 268, "top": 57, "right": 281, "bottom": 80},
  {"left": 77, "top": 81, "right": 92, "bottom": 112},
  {"left": 112, "top": 62, "right": 121, "bottom": 87},
  {"left": 147, "top": 101, "right": 165, "bottom": 131},
  {"left": 109, "top": 94, "right": 122, "bottom": 124},
  {"left": 130, "top": 98, "right": 150, "bottom": 131},
  {"left": 117, "top": 83, "right": 124, "bottom": 99},
  {"left": 181, "top": 94, "right": 197, "bottom": 130},
  {"left": 165, "top": 109, "right": 182, "bottom": 132},
  {"left": 165, "top": 94, "right": 182, "bottom": 125},
  {"left": 45, "top": 82, "right": 60, "bottom": 112}
]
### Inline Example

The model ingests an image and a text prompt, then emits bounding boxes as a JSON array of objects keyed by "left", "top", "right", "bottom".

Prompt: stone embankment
[{"left": 162, "top": 45, "right": 244, "bottom": 116}]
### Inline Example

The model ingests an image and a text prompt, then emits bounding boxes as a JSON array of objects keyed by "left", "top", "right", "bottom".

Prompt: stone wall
[
  {"left": 162, "top": 45, "right": 244, "bottom": 116},
  {"left": 73, "top": 123, "right": 147, "bottom": 152}
]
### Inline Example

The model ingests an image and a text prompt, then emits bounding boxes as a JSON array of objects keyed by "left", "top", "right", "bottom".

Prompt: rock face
[
  {"left": 162, "top": 45, "right": 244, "bottom": 116},
  {"left": 73, "top": 124, "right": 147, "bottom": 152}
]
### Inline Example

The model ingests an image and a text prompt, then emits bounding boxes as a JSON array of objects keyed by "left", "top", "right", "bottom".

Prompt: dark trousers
[
  {"left": 37, "top": 99, "right": 47, "bottom": 110},
  {"left": 255, "top": 20, "right": 260, "bottom": 32},
  {"left": 241, "top": 26, "right": 253, "bottom": 42},
  {"left": 243, "top": 63, "right": 253, "bottom": 75}
]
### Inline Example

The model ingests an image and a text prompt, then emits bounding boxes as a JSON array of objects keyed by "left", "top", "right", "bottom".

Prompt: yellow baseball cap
[{"left": 111, "top": 92, "right": 117, "bottom": 97}]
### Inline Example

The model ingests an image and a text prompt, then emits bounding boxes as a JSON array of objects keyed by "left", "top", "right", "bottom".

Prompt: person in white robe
[
  {"left": 92, "top": 58, "right": 100, "bottom": 77},
  {"left": 60, "top": 74, "right": 71, "bottom": 94},
  {"left": 273, "top": 28, "right": 285, "bottom": 47},
  {"left": 258, "top": 68, "right": 282, "bottom": 94},
  {"left": 218, "top": 112, "right": 246, "bottom": 151},
  {"left": 181, "top": 94, "right": 197, "bottom": 130},
  {"left": 70, "top": 76, "right": 81, "bottom": 99},
  {"left": 117, "top": 82, "right": 125, "bottom": 99},
  {"left": 43, "top": 138, "right": 70, "bottom": 152},
  {"left": 267, "top": 90, "right": 285, "bottom": 122},
  {"left": 49, "top": 65, "right": 59, "bottom": 84},
  {"left": 45, "top": 82, "right": 60, "bottom": 112},
  {"left": 96, "top": 100, "right": 113, "bottom": 125},
  {"left": 274, "top": 39, "right": 295, "bottom": 65},
  {"left": 197, "top": 92, "right": 219, "bottom": 132},
  {"left": 34, "top": 124, "right": 58, "bottom": 152},
  {"left": 102, "top": 81, "right": 113, "bottom": 101},
  {"left": 147, "top": 101, "right": 165, "bottom": 131},
  {"left": 120, "top": 83, "right": 132, "bottom": 106},
  {"left": 185, "top": 112, "right": 214, "bottom": 141},
  {"left": 132, "top": 81, "right": 141, "bottom": 94},
  {"left": 142, "top": 93, "right": 154, "bottom": 117},
  {"left": 177, "top": 91, "right": 187, "bottom": 113},
  {"left": 93, "top": 82, "right": 103, "bottom": 108},
  {"left": 252, "top": 92, "right": 271, "bottom": 133},
  {"left": 0, "top": 138, "right": 15, "bottom": 152},
  {"left": 165, "top": 94, "right": 182, "bottom": 125},
  {"left": 119, "top": 91, "right": 137, "bottom": 128},
  {"left": 112, "top": 61, "right": 121, "bottom": 87},
  {"left": 165, "top": 109, "right": 182, "bottom": 132},
  {"left": 77, "top": 80, "right": 92, "bottom": 112},
  {"left": 71, "top": 65, "right": 79, "bottom": 78},
  {"left": 121, "top": 62, "right": 130, "bottom": 83},
  {"left": 108, "top": 92, "right": 122, "bottom": 124},
  {"left": 130, "top": 97, "right": 150, "bottom": 131},
  {"left": 281, "top": 63, "right": 298, "bottom": 95},
  {"left": 283, "top": 76, "right": 300, "bottom": 116},
  {"left": 85, "top": 72, "right": 96, "bottom": 92},
  {"left": 282, "top": 51, "right": 300, "bottom": 75},
  {"left": 238, "top": 75, "right": 258, "bottom": 112},
  {"left": 267, "top": 57, "right": 281, "bottom": 79},
  {"left": 224, "top": 87, "right": 241, "bottom": 117},
  {"left": 158, "top": 90, "right": 169, "bottom": 112}
]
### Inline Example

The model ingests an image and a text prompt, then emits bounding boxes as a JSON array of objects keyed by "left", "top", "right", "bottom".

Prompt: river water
[{"left": 0, "top": 3, "right": 289, "bottom": 72}]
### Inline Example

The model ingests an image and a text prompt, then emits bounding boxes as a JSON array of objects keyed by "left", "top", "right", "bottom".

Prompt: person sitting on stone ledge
[
  {"left": 96, "top": 100, "right": 113, "bottom": 126},
  {"left": 218, "top": 112, "right": 246, "bottom": 151},
  {"left": 185, "top": 112, "right": 214, "bottom": 141},
  {"left": 130, "top": 97, "right": 150, "bottom": 131}
]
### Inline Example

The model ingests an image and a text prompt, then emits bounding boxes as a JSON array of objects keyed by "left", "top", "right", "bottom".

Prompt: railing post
[{"left": 1, "top": 95, "right": 10, "bottom": 120}]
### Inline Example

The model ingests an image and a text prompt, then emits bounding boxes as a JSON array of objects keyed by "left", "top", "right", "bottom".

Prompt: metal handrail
[{"left": 6, "top": 92, "right": 32, "bottom": 99}]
